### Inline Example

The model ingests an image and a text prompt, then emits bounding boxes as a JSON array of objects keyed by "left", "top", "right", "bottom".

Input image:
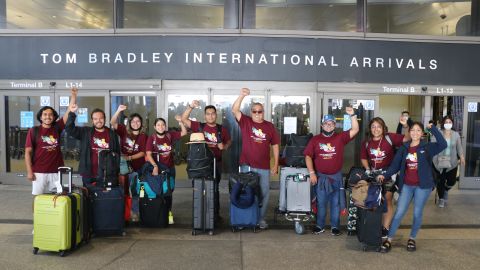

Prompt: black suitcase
[
  {"left": 89, "top": 186, "right": 125, "bottom": 236},
  {"left": 356, "top": 205, "right": 383, "bottom": 251},
  {"left": 192, "top": 178, "right": 215, "bottom": 235},
  {"left": 139, "top": 196, "right": 169, "bottom": 228}
]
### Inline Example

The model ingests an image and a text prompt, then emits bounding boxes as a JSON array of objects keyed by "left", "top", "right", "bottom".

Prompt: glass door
[
  {"left": 323, "top": 94, "right": 379, "bottom": 173},
  {"left": 460, "top": 98, "right": 480, "bottom": 189},
  {"left": 110, "top": 92, "right": 157, "bottom": 136}
]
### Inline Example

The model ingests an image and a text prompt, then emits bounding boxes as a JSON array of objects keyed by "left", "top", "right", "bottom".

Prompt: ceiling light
[{"left": 52, "top": 15, "right": 56, "bottom": 18}]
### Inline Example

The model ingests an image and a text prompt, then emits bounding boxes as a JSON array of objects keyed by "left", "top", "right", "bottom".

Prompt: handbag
[
  {"left": 437, "top": 155, "right": 452, "bottom": 169},
  {"left": 120, "top": 156, "right": 133, "bottom": 175}
]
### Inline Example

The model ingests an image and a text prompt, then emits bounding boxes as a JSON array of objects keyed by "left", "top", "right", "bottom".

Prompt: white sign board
[
  {"left": 59, "top": 96, "right": 70, "bottom": 107},
  {"left": 283, "top": 117, "right": 297, "bottom": 134},
  {"left": 40, "top": 96, "right": 50, "bottom": 106},
  {"left": 364, "top": 100, "right": 375, "bottom": 110},
  {"left": 468, "top": 102, "right": 478, "bottom": 113}
]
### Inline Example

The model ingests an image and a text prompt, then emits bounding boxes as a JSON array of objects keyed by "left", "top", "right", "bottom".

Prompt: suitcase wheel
[
  {"left": 33, "top": 247, "right": 39, "bottom": 255},
  {"left": 122, "top": 231, "right": 127, "bottom": 237},
  {"left": 59, "top": 250, "right": 66, "bottom": 257},
  {"left": 231, "top": 227, "right": 236, "bottom": 233},
  {"left": 294, "top": 222, "right": 305, "bottom": 235},
  {"left": 208, "top": 230, "right": 214, "bottom": 236},
  {"left": 192, "top": 230, "right": 197, "bottom": 236},
  {"left": 252, "top": 227, "right": 257, "bottom": 233}
]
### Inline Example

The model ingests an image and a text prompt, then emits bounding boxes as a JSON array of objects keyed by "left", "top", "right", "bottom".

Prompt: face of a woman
[
  {"left": 444, "top": 119, "right": 453, "bottom": 125},
  {"left": 370, "top": 121, "right": 384, "bottom": 138},
  {"left": 154, "top": 120, "right": 166, "bottom": 133},
  {"left": 130, "top": 117, "right": 142, "bottom": 130},
  {"left": 409, "top": 124, "right": 423, "bottom": 142}
]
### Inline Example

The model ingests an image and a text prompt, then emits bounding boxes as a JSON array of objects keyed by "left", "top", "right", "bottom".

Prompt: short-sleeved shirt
[
  {"left": 404, "top": 145, "right": 420, "bottom": 186},
  {"left": 237, "top": 114, "right": 280, "bottom": 170},
  {"left": 146, "top": 131, "right": 181, "bottom": 168},
  {"left": 303, "top": 131, "right": 353, "bottom": 175},
  {"left": 25, "top": 121, "right": 65, "bottom": 173},
  {"left": 90, "top": 128, "right": 111, "bottom": 178},
  {"left": 114, "top": 124, "right": 147, "bottom": 171},
  {"left": 190, "top": 121, "right": 231, "bottom": 160},
  {"left": 360, "top": 133, "right": 404, "bottom": 170}
]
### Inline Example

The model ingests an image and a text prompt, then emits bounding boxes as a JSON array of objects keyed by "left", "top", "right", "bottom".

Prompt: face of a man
[
  {"left": 251, "top": 104, "right": 264, "bottom": 123},
  {"left": 92, "top": 112, "right": 105, "bottom": 130},
  {"left": 322, "top": 121, "right": 335, "bottom": 133},
  {"left": 204, "top": 108, "right": 217, "bottom": 125},
  {"left": 40, "top": 109, "right": 55, "bottom": 126}
]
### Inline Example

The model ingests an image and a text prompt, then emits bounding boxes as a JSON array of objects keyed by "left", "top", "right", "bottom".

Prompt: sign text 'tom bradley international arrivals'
[{"left": 39, "top": 52, "right": 438, "bottom": 70}]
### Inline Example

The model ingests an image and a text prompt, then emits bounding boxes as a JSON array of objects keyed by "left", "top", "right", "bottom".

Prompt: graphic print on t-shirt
[
  {"left": 157, "top": 143, "right": 172, "bottom": 157},
  {"left": 251, "top": 127, "right": 266, "bottom": 142},
  {"left": 318, "top": 143, "right": 336, "bottom": 159},
  {"left": 406, "top": 152, "right": 418, "bottom": 170},
  {"left": 40, "top": 135, "right": 59, "bottom": 151},
  {"left": 125, "top": 137, "right": 139, "bottom": 152},
  {"left": 93, "top": 137, "right": 109, "bottom": 152},
  {"left": 204, "top": 132, "right": 218, "bottom": 143}
]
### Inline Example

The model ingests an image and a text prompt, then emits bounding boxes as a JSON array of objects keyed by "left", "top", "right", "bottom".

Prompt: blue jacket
[{"left": 384, "top": 126, "right": 447, "bottom": 191}]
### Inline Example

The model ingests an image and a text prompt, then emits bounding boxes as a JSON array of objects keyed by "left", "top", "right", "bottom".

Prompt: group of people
[{"left": 25, "top": 87, "right": 464, "bottom": 253}]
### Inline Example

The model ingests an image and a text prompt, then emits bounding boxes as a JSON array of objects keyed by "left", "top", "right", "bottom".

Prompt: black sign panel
[{"left": 0, "top": 36, "right": 479, "bottom": 85}]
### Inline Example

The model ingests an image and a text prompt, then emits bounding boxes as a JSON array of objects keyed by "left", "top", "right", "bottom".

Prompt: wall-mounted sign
[
  {"left": 40, "top": 96, "right": 51, "bottom": 106},
  {"left": 60, "top": 96, "right": 70, "bottom": 107},
  {"left": 77, "top": 108, "right": 88, "bottom": 124},
  {"left": 468, "top": 102, "right": 478, "bottom": 113},
  {"left": 20, "top": 111, "right": 34, "bottom": 128},
  {"left": 364, "top": 100, "right": 375, "bottom": 111}
]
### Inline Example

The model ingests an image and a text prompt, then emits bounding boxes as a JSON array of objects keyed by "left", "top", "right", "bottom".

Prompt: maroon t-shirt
[
  {"left": 304, "top": 131, "right": 353, "bottom": 174},
  {"left": 114, "top": 124, "right": 147, "bottom": 171},
  {"left": 90, "top": 129, "right": 111, "bottom": 178},
  {"left": 190, "top": 121, "right": 231, "bottom": 160},
  {"left": 146, "top": 131, "right": 181, "bottom": 168},
  {"left": 25, "top": 121, "right": 65, "bottom": 173},
  {"left": 404, "top": 146, "right": 420, "bottom": 186},
  {"left": 360, "top": 133, "right": 404, "bottom": 170},
  {"left": 237, "top": 114, "right": 280, "bottom": 170}
]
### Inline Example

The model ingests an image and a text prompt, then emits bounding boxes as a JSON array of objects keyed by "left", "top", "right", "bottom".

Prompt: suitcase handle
[
  {"left": 238, "top": 164, "right": 251, "bottom": 173},
  {"left": 58, "top": 166, "right": 73, "bottom": 193}
]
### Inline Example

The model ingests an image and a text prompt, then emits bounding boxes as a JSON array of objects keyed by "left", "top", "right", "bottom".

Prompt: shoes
[
  {"left": 407, "top": 238, "right": 416, "bottom": 252},
  {"left": 331, "top": 227, "right": 342, "bottom": 236},
  {"left": 168, "top": 211, "right": 174, "bottom": 225},
  {"left": 259, "top": 220, "right": 269, "bottom": 230},
  {"left": 382, "top": 227, "right": 389, "bottom": 238},
  {"left": 312, "top": 226, "right": 325, "bottom": 235},
  {"left": 438, "top": 199, "right": 445, "bottom": 208},
  {"left": 380, "top": 240, "right": 392, "bottom": 253},
  {"left": 32, "top": 229, "right": 34, "bottom": 235}
]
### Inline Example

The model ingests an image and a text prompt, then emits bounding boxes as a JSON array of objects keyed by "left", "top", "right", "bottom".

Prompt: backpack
[
  {"left": 199, "top": 122, "right": 223, "bottom": 144},
  {"left": 97, "top": 149, "right": 120, "bottom": 188},
  {"left": 186, "top": 142, "right": 215, "bottom": 179},
  {"left": 31, "top": 124, "right": 62, "bottom": 162},
  {"left": 230, "top": 181, "right": 255, "bottom": 209},
  {"left": 283, "top": 133, "right": 313, "bottom": 167}
]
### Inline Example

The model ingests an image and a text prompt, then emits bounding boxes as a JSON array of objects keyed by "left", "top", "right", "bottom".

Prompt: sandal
[
  {"left": 407, "top": 239, "right": 416, "bottom": 252},
  {"left": 380, "top": 240, "right": 392, "bottom": 253}
]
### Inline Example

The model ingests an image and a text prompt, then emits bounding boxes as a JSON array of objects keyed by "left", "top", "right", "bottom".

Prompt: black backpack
[
  {"left": 97, "top": 149, "right": 120, "bottom": 188},
  {"left": 186, "top": 143, "right": 214, "bottom": 179},
  {"left": 284, "top": 133, "right": 313, "bottom": 167}
]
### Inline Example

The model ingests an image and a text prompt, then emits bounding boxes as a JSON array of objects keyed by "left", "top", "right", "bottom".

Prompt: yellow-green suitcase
[{"left": 33, "top": 167, "right": 82, "bottom": 256}]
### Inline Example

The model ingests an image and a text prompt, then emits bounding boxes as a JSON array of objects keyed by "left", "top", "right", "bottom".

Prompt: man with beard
[
  {"left": 65, "top": 98, "right": 120, "bottom": 187},
  {"left": 304, "top": 109, "right": 359, "bottom": 236},
  {"left": 181, "top": 100, "right": 231, "bottom": 222},
  {"left": 25, "top": 88, "right": 77, "bottom": 201},
  {"left": 232, "top": 87, "right": 280, "bottom": 230}
]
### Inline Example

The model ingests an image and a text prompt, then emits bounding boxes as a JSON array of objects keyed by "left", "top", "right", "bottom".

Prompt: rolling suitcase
[
  {"left": 33, "top": 167, "right": 82, "bottom": 257},
  {"left": 357, "top": 205, "right": 383, "bottom": 251},
  {"left": 230, "top": 166, "right": 260, "bottom": 232},
  {"left": 138, "top": 169, "right": 172, "bottom": 228},
  {"left": 89, "top": 186, "right": 125, "bottom": 236},
  {"left": 192, "top": 159, "right": 216, "bottom": 235}
]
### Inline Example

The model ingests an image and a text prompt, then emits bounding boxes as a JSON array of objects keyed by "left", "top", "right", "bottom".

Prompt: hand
[
  {"left": 345, "top": 106, "right": 354, "bottom": 115},
  {"left": 377, "top": 175, "right": 385, "bottom": 183},
  {"left": 217, "top": 142, "right": 224, "bottom": 150},
  {"left": 241, "top": 88, "right": 250, "bottom": 96},
  {"left": 174, "top": 114, "right": 182, "bottom": 122},
  {"left": 71, "top": 87, "right": 78, "bottom": 96},
  {"left": 399, "top": 115, "right": 408, "bottom": 127},
  {"left": 117, "top": 104, "right": 127, "bottom": 113},
  {"left": 190, "top": 100, "right": 200, "bottom": 108},
  {"left": 427, "top": 122, "right": 433, "bottom": 129},
  {"left": 69, "top": 103, "right": 78, "bottom": 113},
  {"left": 152, "top": 167, "right": 159, "bottom": 176},
  {"left": 270, "top": 166, "right": 278, "bottom": 175},
  {"left": 460, "top": 157, "right": 466, "bottom": 166},
  {"left": 310, "top": 174, "right": 318, "bottom": 185},
  {"left": 340, "top": 208, "right": 347, "bottom": 217},
  {"left": 27, "top": 172, "right": 36, "bottom": 181}
]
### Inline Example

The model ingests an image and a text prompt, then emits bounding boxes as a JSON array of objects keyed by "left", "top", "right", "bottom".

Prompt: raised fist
[{"left": 241, "top": 88, "right": 250, "bottom": 96}]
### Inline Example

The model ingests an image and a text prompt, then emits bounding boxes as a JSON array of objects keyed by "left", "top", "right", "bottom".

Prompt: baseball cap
[{"left": 322, "top": 114, "right": 336, "bottom": 124}]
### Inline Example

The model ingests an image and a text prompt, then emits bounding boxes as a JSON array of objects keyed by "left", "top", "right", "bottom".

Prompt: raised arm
[
  {"left": 62, "top": 87, "right": 78, "bottom": 124},
  {"left": 111, "top": 104, "right": 127, "bottom": 130},
  {"left": 232, "top": 88, "right": 250, "bottom": 122},
  {"left": 346, "top": 107, "right": 359, "bottom": 139},
  {"left": 65, "top": 103, "right": 83, "bottom": 139},
  {"left": 181, "top": 100, "right": 199, "bottom": 129},
  {"left": 175, "top": 115, "right": 188, "bottom": 136},
  {"left": 399, "top": 115, "right": 410, "bottom": 142}
]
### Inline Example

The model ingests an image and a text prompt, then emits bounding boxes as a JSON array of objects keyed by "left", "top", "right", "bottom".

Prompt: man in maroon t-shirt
[
  {"left": 25, "top": 88, "right": 77, "bottom": 198},
  {"left": 232, "top": 88, "right": 280, "bottom": 230},
  {"left": 304, "top": 109, "right": 359, "bottom": 236},
  {"left": 181, "top": 100, "right": 232, "bottom": 221}
]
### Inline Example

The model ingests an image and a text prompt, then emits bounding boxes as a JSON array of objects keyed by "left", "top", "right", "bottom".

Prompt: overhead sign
[{"left": 0, "top": 36, "right": 480, "bottom": 85}]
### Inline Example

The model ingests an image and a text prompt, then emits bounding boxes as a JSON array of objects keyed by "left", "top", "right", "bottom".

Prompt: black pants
[{"left": 434, "top": 167, "right": 458, "bottom": 199}]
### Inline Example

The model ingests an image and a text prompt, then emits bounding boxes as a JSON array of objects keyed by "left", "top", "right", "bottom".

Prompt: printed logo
[
  {"left": 204, "top": 132, "right": 218, "bottom": 143},
  {"left": 41, "top": 135, "right": 59, "bottom": 151},
  {"left": 406, "top": 152, "right": 417, "bottom": 162},
  {"left": 124, "top": 137, "right": 139, "bottom": 152},
  {"left": 157, "top": 143, "right": 172, "bottom": 156},
  {"left": 370, "top": 148, "right": 386, "bottom": 158},
  {"left": 93, "top": 137, "right": 109, "bottom": 149},
  {"left": 250, "top": 127, "right": 267, "bottom": 143},
  {"left": 319, "top": 143, "right": 335, "bottom": 153}
]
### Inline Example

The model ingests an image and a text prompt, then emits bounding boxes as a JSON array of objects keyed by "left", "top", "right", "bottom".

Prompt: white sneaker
[
  {"left": 438, "top": 199, "right": 445, "bottom": 208},
  {"left": 259, "top": 220, "right": 269, "bottom": 230}
]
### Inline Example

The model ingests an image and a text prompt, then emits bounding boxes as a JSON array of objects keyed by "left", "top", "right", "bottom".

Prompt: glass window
[
  {"left": 4, "top": 0, "right": 114, "bottom": 29},
  {"left": 110, "top": 95, "right": 157, "bottom": 136},
  {"left": 465, "top": 101, "right": 480, "bottom": 177},
  {"left": 252, "top": 1, "right": 357, "bottom": 31},
  {"left": 271, "top": 95, "right": 311, "bottom": 147},
  {"left": 367, "top": 1, "right": 473, "bottom": 36},
  {"left": 121, "top": 1, "right": 227, "bottom": 29}
]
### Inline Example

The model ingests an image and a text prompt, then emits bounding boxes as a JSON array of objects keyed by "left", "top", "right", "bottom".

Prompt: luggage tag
[{"left": 139, "top": 186, "right": 145, "bottom": 198}]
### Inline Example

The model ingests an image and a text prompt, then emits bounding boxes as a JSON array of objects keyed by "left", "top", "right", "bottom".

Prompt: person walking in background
[
  {"left": 396, "top": 111, "right": 413, "bottom": 135},
  {"left": 232, "top": 87, "right": 280, "bottom": 230},
  {"left": 431, "top": 115, "right": 465, "bottom": 208},
  {"left": 378, "top": 121, "right": 447, "bottom": 253}
]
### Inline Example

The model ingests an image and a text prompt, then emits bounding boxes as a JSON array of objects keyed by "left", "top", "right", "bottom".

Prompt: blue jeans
[
  {"left": 388, "top": 184, "right": 432, "bottom": 239},
  {"left": 240, "top": 165, "right": 270, "bottom": 221},
  {"left": 315, "top": 173, "right": 342, "bottom": 229}
]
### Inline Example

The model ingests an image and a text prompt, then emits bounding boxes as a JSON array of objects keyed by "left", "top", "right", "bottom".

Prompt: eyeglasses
[{"left": 252, "top": 110, "right": 263, "bottom": 114}]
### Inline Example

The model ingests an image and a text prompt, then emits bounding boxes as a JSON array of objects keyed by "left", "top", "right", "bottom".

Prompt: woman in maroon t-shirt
[
  {"left": 360, "top": 116, "right": 409, "bottom": 237},
  {"left": 146, "top": 117, "right": 187, "bottom": 224}
]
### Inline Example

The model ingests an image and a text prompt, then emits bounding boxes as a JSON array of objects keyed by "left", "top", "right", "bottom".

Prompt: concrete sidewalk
[{"left": 0, "top": 181, "right": 479, "bottom": 270}]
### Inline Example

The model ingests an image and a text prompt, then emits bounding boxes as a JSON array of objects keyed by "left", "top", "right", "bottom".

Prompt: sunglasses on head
[{"left": 252, "top": 110, "right": 263, "bottom": 114}]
